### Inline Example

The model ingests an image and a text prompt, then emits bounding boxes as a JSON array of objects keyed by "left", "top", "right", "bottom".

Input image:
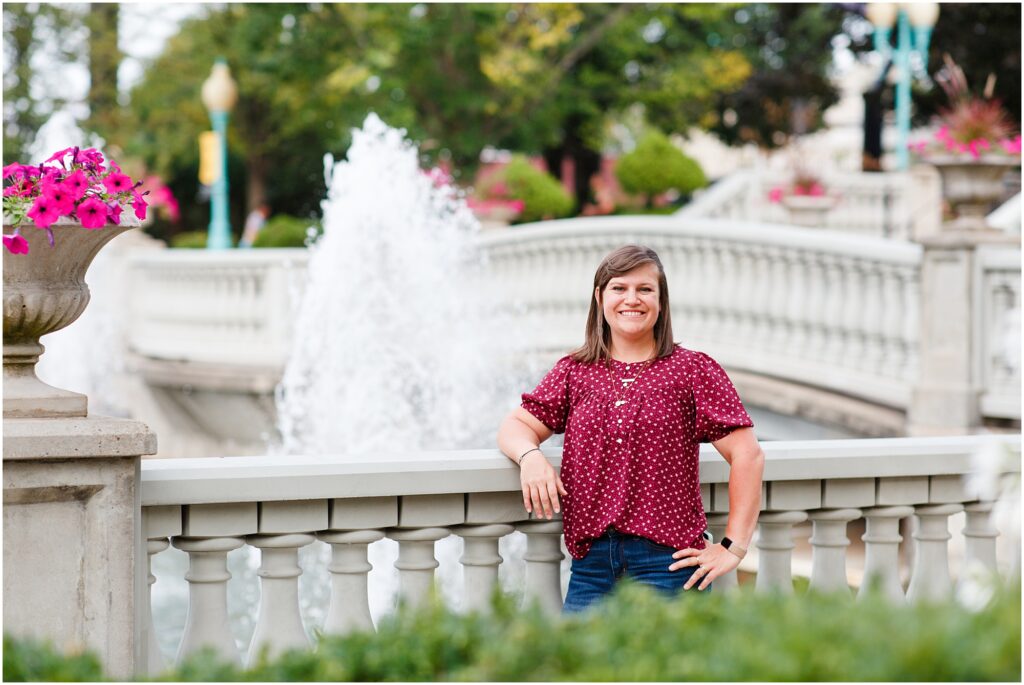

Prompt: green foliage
[
  {"left": 486, "top": 156, "right": 574, "bottom": 223},
  {"left": 10, "top": 583, "right": 1018, "bottom": 681},
  {"left": 170, "top": 231, "right": 208, "bottom": 249},
  {"left": 3, "top": 634, "right": 104, "bottom": 682},
  {"left": 615, "top": 130, "right": 707, "bottom": 207},
  {"left": 252, "top": 214, "right": 321, "bottom": 248}
]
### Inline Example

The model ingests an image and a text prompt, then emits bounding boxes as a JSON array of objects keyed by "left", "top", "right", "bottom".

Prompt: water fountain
[{"left": 148, "top": 114, "right": 542, "bottom": 656}]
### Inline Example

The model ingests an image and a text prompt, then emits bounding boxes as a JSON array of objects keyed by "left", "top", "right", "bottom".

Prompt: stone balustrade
[
  {"left": 124, "top": 217, "right": 1020, "bottom": 432},
  {"left": 140, "top": 435, "right": 1020, "bottom": 673},
  {"left": 682, "top": 168, "right": 924, "bottom": 239}
]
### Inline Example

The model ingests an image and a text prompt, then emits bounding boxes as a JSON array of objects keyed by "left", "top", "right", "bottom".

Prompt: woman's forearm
[
  {"left": 724, "top": 447, "right": 765, "bottom": 547},
  {"left": 497, "top": 411, "right": 546, "bottom": 465}
]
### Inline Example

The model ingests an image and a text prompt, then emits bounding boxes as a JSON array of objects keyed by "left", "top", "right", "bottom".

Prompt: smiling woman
[{"left": 496, "top": 244, "right": 765, "bottom": 613}]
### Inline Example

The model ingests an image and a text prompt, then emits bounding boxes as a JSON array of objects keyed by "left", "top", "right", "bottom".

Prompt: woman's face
[{"left": 596, "top": 263, "right": 661, "bottom": 344}]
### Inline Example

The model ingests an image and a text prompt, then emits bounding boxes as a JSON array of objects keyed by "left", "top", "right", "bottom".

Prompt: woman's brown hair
[{"left": 570, "top": 244, "right": 675, "bottom": 364}]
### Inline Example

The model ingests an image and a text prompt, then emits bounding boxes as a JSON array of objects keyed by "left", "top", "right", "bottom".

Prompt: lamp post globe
[{"left": 201, "top": 59, "right": 238, "bottom": 249}]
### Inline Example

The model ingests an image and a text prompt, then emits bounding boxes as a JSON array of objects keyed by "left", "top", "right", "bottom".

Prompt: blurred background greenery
[{"left": 3, "top": 3, "right": 1020, "bottom": 244}]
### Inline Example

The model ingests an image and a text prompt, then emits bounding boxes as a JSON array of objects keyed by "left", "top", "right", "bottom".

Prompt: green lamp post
[
  {"left": 865, "top": 3, "right": 940, "bottom": 171},
  {"left": 200, "top": 58, "right": 238, "bottom": 249}
]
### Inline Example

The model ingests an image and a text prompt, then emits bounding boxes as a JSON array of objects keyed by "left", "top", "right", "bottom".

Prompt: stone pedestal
[
  {"left": 2, "top": 415, "right": 156, "bottom": 679},
  {"left": 907, "top": 229, "right": 1020, "bottom": 435}
]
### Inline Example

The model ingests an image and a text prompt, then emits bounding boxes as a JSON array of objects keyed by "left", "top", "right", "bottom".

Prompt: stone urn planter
[
  {"left": 928, "top": 156, "right": 1021, "bottom": 227},
  {"left": 781, "top": 194, "right": 839, "bottom": 228},
  {"left": 3, "top": 215, "right": 139, "bottom": 418}
]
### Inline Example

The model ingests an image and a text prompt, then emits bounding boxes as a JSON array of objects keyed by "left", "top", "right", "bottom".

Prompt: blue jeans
[{"left": 562, "top": 528, "right": 707, "bottom": 614}]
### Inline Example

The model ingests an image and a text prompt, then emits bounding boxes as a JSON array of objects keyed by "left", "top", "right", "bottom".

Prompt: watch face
[{"left": 721, "top": 537, "right": 733, "bottom": 549}]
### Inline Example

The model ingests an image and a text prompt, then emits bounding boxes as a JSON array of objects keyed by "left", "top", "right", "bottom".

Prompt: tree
[
  {"left": 615, "top": 130, "right": 707, "bottom": 208},
  {"left": 84, "top": 4, "right": 122, "bottom": 143},
  {"left": 707, "top": 3, "right": 846, "bottom": 149},
  {"left": 2, "top": 4, "right": 87, "bottom": 164}
]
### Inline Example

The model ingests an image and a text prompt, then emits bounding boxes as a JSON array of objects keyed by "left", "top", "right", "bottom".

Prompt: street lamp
[
  {"left": 866, "top": 3, "right": 940, "bottom": 171},
  {"left": 200, "top": 58, "right": 238, "bottom": 249}
]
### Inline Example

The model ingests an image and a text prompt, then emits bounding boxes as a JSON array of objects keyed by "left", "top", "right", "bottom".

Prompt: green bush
[
  {"left": 3, "top": 634, "right": 104, "bottom": 682},
  {"left": 8, "top": 583, "right": 1018, "bottom": 681},
  {"left": 488, "top": 155, "right": 574, "bottom": 224},
  {"left": 252, "top": 214, "right": 321, "bottom": 248},
  {"left": 615, "top": 130, "right": 708, "bottom": 207},
  {"left": 169, "top": 231, "right": 208, "bottom": 249}
]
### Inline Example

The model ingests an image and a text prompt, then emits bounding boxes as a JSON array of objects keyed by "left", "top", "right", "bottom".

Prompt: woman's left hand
[{"left": 670, "top": 543, "right": 741, "bottom": 591}]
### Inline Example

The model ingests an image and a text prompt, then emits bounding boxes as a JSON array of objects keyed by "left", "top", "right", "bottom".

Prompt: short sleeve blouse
[{"left": 521, "top": 345, "right": 753, "bottom": 559}]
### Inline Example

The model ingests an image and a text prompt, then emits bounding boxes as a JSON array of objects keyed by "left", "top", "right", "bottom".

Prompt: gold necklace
[{"left": 607, "top": 357, "right": 654, "bottom": 407}]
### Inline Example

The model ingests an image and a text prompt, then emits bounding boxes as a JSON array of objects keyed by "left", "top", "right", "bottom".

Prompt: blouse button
[
  {"left": 617, "top": 419, "right": 623, "bottom": 424},
  {"left": 616, "top": 438, "right": 623, "bottom": 444}
]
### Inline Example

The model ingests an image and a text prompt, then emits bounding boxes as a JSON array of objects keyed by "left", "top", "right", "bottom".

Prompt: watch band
[{"left": 720, "top": 536, "right": 747, "bottom": 559}]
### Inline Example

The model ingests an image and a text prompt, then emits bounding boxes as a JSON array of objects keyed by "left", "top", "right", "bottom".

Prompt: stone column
[
  {"left": 3, "top": 416, "right": 156, "bottom": 679},
  {"left": 907, "top": 217, "right": 1019, "bottom": 435}
]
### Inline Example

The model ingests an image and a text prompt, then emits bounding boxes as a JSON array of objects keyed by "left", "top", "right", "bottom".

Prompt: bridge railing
[
  {"left": 682, "top": 169, "right": 928, "bottom": 240},
  {"left": 124, "top": 216, "right": 1020, "bottom": 424},
  {"left": 140, "top": 435, "right": 1020, "bottom": 673}
]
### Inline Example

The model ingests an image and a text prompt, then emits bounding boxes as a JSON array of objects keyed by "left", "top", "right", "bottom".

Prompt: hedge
[
  {"left": 252, "top": 215, "right": 322, "bottom": 248},
  {"left": 6, "top": 582, "right": 1020, "bottom": 681},
  {"left": 482, "top": 156, "right": 574, "bottom": 224},
  {"left": 615, "top": 130, "right": 707, "bottom": 207}
]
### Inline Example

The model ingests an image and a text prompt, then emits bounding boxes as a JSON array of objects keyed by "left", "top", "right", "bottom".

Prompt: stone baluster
[
  {"left": 900, "top": 264, "right": 921, "bottom": 385},
  {"left": 691, "top": 238, "right": 712, "bottom": 331},
  {"left": 145, "top": 538, "right": 170, "bottom": 675},
  {"left": 879, "top": 266, "right": 905, "bottom": 381},
  {"left": 754, "top": 511, "right": 807, "bottom": 594},
  {"left": 858, "top": 506, "right": 913, "bottom": 602},
  {"left": 808, "top": 509, "right": 861, "bottom": 595},
  {"left": 786, "top": 250, "right": 809, "bottom": 356},
  {"left": 767, "top": 246, "right": 792, "bottom": 354},
  {"left": 455, "top": 524, "right": 516, "bottom": 613},
  {"left": 820, "top": 254, "right": 846, "bottom": 366},
  {"left": 172, "top": 536, "right": 246, "bottom": 665},
  {"left": 733, "top": 246, "right": 756, "bottom": 345},
  {"left": 706, "top": 243, "right": 727, "bottom": 339},
  {"left": 906, "top": 503, "right": 964, "bottom": 602},
  {"left": 318, "top": 529, "right": 384, "bottom": 635},
  {"left": 705, "top": 514, "right": 738, "bottom": 593},
  {"left": 802, "top": 251, "right": 827, "bottom": 362},
  {"left": 749, "top": 249, "right": 772, "bottom": 345},
  {"left": 387, "top": 527, "right": 451, "bottom": 609},
  {"left": 859, "top": 261, "right": 885, "bottom": 377},
  {"left": 841, "top": 259, "right": 866, "bottom": 369},
  {"left": 717, "top": 242, "right": 739, "bottom": 341},
  {"left": 245, "top": 533, "right": 315, "bottom": 664},
  {"left": 516, "top": 520, "right": 565, "bottom": 615},
  {"left": 961, "top": 501, "right": 999, "bottom": 573}
]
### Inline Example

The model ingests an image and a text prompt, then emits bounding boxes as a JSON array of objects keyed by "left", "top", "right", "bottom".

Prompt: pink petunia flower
[
  {"left": 3, "top": 163, "right": 23, "bottom": 179},
  {"left": 75, "top": 197, "right": 108, "bottom": 229},
  {"left": 106, "top": 202, "right": 122, "bottom": 225},
  {"left": 42, "top": 182, "right": 77, "bottom": 216},
  {"left": 767, "top": 187, "right": 784, "bottom": 204},
  {"left": 1000, "top": 135, "right": 1022, "bottom": 155},
  {"left": 808, "top": 183, "right": 825, "bottom": 197},
  {"left": 102, "top": 172, "right": 133, "bottom": 195},
  {"left": 131, "top": 190, "right": 149, "bottom": 220},
  {"left": 62, "top": 170, "right": 88, "bottom": 200},
  {"left": 44, "top": 147, "right": 75, "bottom": 165},
  {"left": 3, "top": 232, "right": 30, "bottom": 254},
  {"left": 27, "top": 195, "right": 60, "bottom": 228}
]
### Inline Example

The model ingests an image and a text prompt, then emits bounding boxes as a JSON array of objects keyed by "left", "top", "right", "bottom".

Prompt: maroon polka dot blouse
[{"left": 521, "top": 345, "right": 754, "bottom": 560}]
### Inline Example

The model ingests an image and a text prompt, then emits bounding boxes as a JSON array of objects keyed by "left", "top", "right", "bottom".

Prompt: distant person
[
  {"left": 239, "top": 203, "right": 270, "bottom": 248},
  {"left": 497, "top": 244, "right": 764, "bottom": 613}
]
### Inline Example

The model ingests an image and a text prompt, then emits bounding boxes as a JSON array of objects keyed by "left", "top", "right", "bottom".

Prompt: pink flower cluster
[
  {"left": 2, "top": 147, "right": 148, "bottom": 255},
  {"left": 908, "top": 127, "right": 1023, "bottom": 161},
  {"left": 767, "top": 183, "right": 825, "bottom": 204}
]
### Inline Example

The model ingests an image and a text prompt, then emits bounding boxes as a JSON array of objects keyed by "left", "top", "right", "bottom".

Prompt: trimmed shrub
[
  {"left": 7, "top": 583, "right": 1019, "bottom": 681},
  {"left": 615, "top": 130, "right": 707, "bottom": 207},
  {"left": 484, "top": 156, "right": 574, "bottom": 224},
  {"left": 169, "top": 230, "right": 208, "bottom": 249},
  {"left": 3, "top": 634, "right": 104, "bottom": 682},
  {"left": 253, "top": 214, "right": 322, "bottom": 248}
]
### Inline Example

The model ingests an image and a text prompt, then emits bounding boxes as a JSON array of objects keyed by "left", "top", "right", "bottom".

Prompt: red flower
[
  {"left": 42, "top": 182, "right": 76, "bottom": 216},
  {"left": 27, "top": 195, "right": 60, "bottom": 228},
  {"left": 75, "top": 197, "right": 108, "bottom": 229},
  {"left": 3, "top": 233, "right": 30, "bottom": 254}
]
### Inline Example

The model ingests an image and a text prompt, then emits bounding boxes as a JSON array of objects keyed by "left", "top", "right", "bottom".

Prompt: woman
[{"left": 497, "top": 244, "right": 764, "bottom": 612}]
